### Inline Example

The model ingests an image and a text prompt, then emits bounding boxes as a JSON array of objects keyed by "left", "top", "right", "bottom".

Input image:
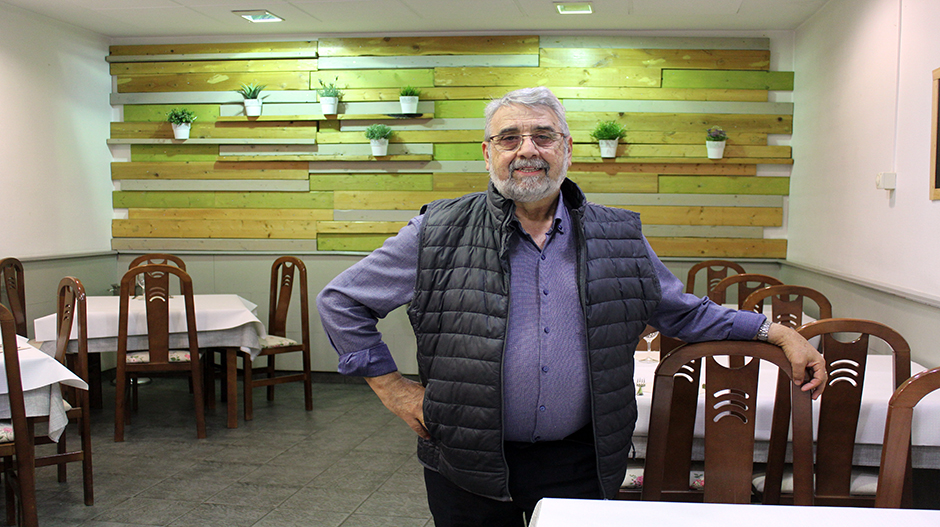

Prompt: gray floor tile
[
  {"left": 279, "top": 486, "right": 372, "bottom": 513},
  {"left": 252, "top": 508, "right": 349, "bottom": 527},
  {"left": 339, "top": 513, "right": 429, "bottom": 527},
  {"left": 167, "top": 503, "right": 270, "bottom": 527}
]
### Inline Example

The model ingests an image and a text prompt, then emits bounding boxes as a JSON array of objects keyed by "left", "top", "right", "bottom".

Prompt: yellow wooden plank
[
  {"left": 432, "top": 173, "right": 490, "bottom": 192},
  {"left": 434, "top": 67, "right": 662, "bottom": 88},
  {"left": 111, "top": 122, "right": 319, "bottom": 140},
  {"left": 112, "top": 219, "right": 319, "bottom": 239},
  {"left": 316, "top": 130, "right": 481, "bottom": 144},
  {"left": 646, "top": 237, "right": 787, "bottom": 258},
  {"left": 316, "top": 234, "right": 394, "bottom": 252},
  {"left": 312, "top": 70, "right": 435, "bottom": 90},
  {"left": 572, "top": 156, "right": 792, "bottom": 165},
  {"left": 572, "top": 144, "right": 790, "bottom": 159},
  {"left": 110, "top": 59, "right": 318, "bottom": 75},
  {"left": 566, "top": 173, "right": 658, "bottom": 193},
  {"left": 334, "top": 191, "right": 468, "bottom": 210},
  {"left": 317, "top": 36, "right": 539, "bottom": 56},
  {"left": 316, "top": 221, "right": 408, "bottom": 233},
  {"left": 112, "top": 161, "right": 309, "bottom": 180},
  {"left": 569, "top": 163, "right": 756, "bottom": 176},
  {"left": 221, "top": 154, "right": 433, "bottom": 162},
  {"left": 570, "top": 131, "right": 766, "bottom": 145},
  {"left": 116, "top": 72, "right": 309, "bottom": 93},
  {"left": 618, "top": 205, "right": 782, "bottom": 226},
  {"left": 309, "top": 174, "right": 434, "bottom": 191},
  {"left": 128, "top": 208, "right": 332, "bottom": 220},
  {"left": 566, "top": 113, "right": 793, "bottom": 134},
  {"left": 539, "top": 48, "right": 770, "bottom": 70},
  {"left": 109, "top": 42, "right": 317, "bottom": 57},
  {"left": 337, "top": 86, "right": 766, "bottom": 102}
]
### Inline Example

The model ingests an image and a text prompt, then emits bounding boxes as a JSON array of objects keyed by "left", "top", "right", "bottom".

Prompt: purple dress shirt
[{"left": 317, "top": 199, "right": 765, "bottom": 443}]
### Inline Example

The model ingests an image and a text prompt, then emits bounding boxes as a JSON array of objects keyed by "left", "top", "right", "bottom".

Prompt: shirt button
[
  {"left": 541, "top": 366, "right": 549, "bottom": 373},
  {"left": 539, "top": 405, "right": 546, "bottom": 412},
  {"left": 542, "top": 289, "right": 549, "bottom": 296},
  {"left": 543, "top": 327, "right": 550, "bottom": 334},
  {"left": 540, "top": 254, "right": 547, "bottom": 260}
]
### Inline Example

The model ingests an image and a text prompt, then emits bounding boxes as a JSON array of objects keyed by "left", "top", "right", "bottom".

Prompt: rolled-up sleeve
[{"left": 316, "top": 216, "right": 423, "bottom": 377}]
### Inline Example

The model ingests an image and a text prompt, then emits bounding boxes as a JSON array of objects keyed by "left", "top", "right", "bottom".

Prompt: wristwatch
[{"left": 756, "top": 319, "right": 772, "bottom": 342}]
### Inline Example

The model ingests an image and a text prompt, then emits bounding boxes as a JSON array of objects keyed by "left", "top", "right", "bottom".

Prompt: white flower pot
[
  {"left": 171, "top": 122, "right": 191, "bottom": 140},
  {"left": 244, "top": 99, "right": 262, "bottom": 117},
  {"left": 321, "top": 96, "right": 339, "bottom": 115},
  {"left": 599, "top": 139, "right": 619, "bottom": 158},
  {"left": 370, "top": 138, "right": 389, "bottom": 156},
  {"left": 399, "top": 96, "right": 419, "bottom": 114},
  {"left": 706, "top": 140, "right": 726, "bottom": 159}
]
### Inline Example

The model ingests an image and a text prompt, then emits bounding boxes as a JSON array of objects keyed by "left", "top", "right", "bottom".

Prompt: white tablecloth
[
  {"left": 0, "top": 335, "right": 88, "bottom": 441},
  {"left": 34, "top": 294, "right": 267, "bottom": 359}
]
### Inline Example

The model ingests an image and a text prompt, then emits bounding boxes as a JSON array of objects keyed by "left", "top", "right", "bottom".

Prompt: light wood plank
[
  {"left": 131, "top": 144, "right": 219, "bottom": 162},
  {"left": 128, "top": 208, "right": 332, "bottom": 220},
  {"left": 642, "top": 225, "right": 765, "bottom": 238},
  {"left": 124, "top": 105, "right": 220, "bottom": 123},
  {"left": 571, "top": 156, "right": 793, "bottom": 165},
  {"left": 316, "top": 234, "right": 393, "bottom": 252},
  {"left": 317, "top": 36, "right": 538, "bottom": 56},
  {"left": 431, "top": 173, "right": 490, "bottom": 192},
  {"left": 569, "top": 162, "right": 756, "bottom": 176},
  {"left": 567, "top": 173, "right": 658, "bottom": 193},
  {"left": 586, "top": 193, "right": 782, "bottom": 208},
  {"left": 111, "top": 238, "right": 321, "bottom": 252},
  {"left": 570, "top": 131, "right": 766, "bottom": 145},
  {"left": 114, "top": 91, "right": 319, "bottom": 105},
  {"left": 109, "top": 42, "right": 317, "bottom": 57},
  {"left": 112, "top": 122, "right": 319, "bottom": 140},
  {"left": 563, "top": 99, "right": 792, "bottom": 115},
  {"left": 116, "top": 72, "right": 309, "bottom": 93},
  {"left": 112, "top": 161, "right": 309, "bottom": 180},
  {"left": 658, "top": 176, "right": 790, "bottom": 195},
  {"left": 619, "top": 205, "right": 782, "bottom": 226},
  {"left": 434, "top": 67, "right": 662, "bottom": 88},
  {"left": 110, "top": 59, "right": 317, "bottom": 75},
  {"left": 319, "top": 55, "right": 539, "bottom": 69},
  {"left": 571, "top": 144, "right": 791, "bottom": 159},
  {"left": 566, "top": 113, "right": 793, "bottom": 134},
  {"left": 312, "top": 70, "right": 435, "bottom": 89},
  {"left": 119, "top": 180, "right": 310, "bottom": 192},
  {"left": 316, "top": 221, "right": 408, "bottom": 233},
  {"left": 334, "top": 191, "right": 468, "bottom": 210},
  {"left": 221, "top": 154, "right": 434, "bottom": 162},
  {"left": 112, "top": 219, "right": 319, "bottom": 239},
  {"left": 337, "top": 86, "right": 768, "bottom": 102},
  {"left": 646, "top": 237, "right": 787, "bottom": 258},
  {"left": 539, "top": 48, "right": 770, "bottom": 70},
  {"left": 309, "top": 173, "right": 434, "bottom": 191},
  {"left": 541, "top": 36, "right": 769, "bottom": 50},
  {"left": 113, "top": 191, "right": 333, "bottom": 209},
  {"left": 316, "top": 130, "right": 481, "bottom": 144},
  {"left": 662, "top": 70, "right": 795, "bottom": 90}
]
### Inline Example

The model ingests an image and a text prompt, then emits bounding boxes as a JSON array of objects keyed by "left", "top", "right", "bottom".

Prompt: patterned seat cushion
[
  {"left": 126, "top": 350, "right": 192, "bottom": 363},
  {"left": 621, "top": 461, "right": 705, "bottom": 490},
  {"left": 0, "top": 422, "right": 13, "bottom": 442},
  {"left": 260, "top": 335, "right": 298, "bottom": 349}
]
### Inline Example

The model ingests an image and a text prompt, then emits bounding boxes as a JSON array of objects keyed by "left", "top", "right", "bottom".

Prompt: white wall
[{"left": 0, "top": 3, "right": 113, "bottom": 259}]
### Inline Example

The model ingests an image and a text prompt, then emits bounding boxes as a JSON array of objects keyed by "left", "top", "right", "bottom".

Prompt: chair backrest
[
  {"left": 128, "top": 253, "right": 186, "bottom": 271},
  {"left": 56, "top": 277, "right": 90, "bottom": 404},
  {"left": 118, "top": 264, "right": 199, "bottom": 366},
  {"left": 0, "top": 257, "right": 27, "bottom": 337},
  {"left": 707, "top": 273, "right": 783, "bottom": 309},
  {"left": 742, "top": 284, "right": 833, "bottom": 328},
  {"left": 763, "top": 318, "right": 911, "bottom": 504},
  {"left": 643, "top": 340, "right": 815, "bottom": 505},
  {"left": 875, "top": 366, "right": 940, "bottom": 508},
  {"left": 268, "top": 256, "right": 309, "bottom": 344},
  {"left": 0, "top": 304, "right": 38, "bottom": 523},
  {"left": 685, "top": 260, "right": 746, "bottom": 296}
]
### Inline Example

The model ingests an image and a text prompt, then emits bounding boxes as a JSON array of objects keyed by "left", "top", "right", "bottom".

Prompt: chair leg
[
  {"left": 114, "top": 369, "right": 126, "bottom": 442},
  {"left": 266, "top": 355, "right": 276, "bottom": 401},
  {"left": 80, "top": 403, "right": 94, "bottom": 506},
  {"left": 4, "top": 459, "right": 14, "bottom": 526},
  {"left": 191, "top": 360, "right": 207, "bottom": 440},
  {"left": 244, "top": 353, "right": 254, "bottom": 422},
  {"left": 303, "top": 348, "right": 313, "bottom": 412},
  {"left": 204, "top": 349, "right": 216, "bottom": 411},
  {"left": 57, "top": 434, "right": 67, "bottom": 483}
]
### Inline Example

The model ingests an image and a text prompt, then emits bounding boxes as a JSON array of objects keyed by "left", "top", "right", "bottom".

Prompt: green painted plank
[
  {"left": 317, "top": 234, "right": 393, "bottom": 252},
  {"left": 434, "top": 144, "right": 484, "bottom": 161},
  {"left": 658, "top": 176, "right": 790, "bottom": 195},
  {"left": 662, "top": 70, "right": 794, "bottom": 90},
  {"left": 113, "top": 191, "right": 333, "bottom": 208},
  {"left": 130, "top": 144, "right": 219, "bottom": 162},
  {"left": 309, "top": 173, "right": 434, "bottom": 191},
  {"left": 111, "top": 238, "right": 321, "bottom": 252},
  {"left": 435, "top": 100, "right": 488, "bottom": 118},
  {"left": 124, "top": 104, "right": 221, "bottom": 123}
]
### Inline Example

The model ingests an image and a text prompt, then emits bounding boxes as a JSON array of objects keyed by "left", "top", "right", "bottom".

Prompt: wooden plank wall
[{"left": 109, "top": 36, "right": 792, "bottom": 258}]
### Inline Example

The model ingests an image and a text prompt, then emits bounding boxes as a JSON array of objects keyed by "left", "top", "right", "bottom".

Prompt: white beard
[{"left": 489, "top": 157, "right": 567, "bottom": 203}]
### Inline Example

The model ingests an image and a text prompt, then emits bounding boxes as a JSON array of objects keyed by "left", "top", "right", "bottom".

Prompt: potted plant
[
  {"left": 236, "top": 82, "right": 267, "bottom": 117},
  {"left": 590, "top": 120, "right": 627, "bottom": 158},
  {"left": 399, "top": 86, "right": 421, "bottom": 114},
  {"left": 365, "top": 123, "right": 393, "bottom": 156},
  {"left": 317, "top": 77, "right": 343, "bottom": 115},
  {"left": 166, "top": 108, "right": 197, "bottom": 140},
  {"left": 706, "top": 126, "right": 728, "bottom": 159}
]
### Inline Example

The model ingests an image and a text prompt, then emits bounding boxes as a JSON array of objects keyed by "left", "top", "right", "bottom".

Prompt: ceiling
[{"left": 3, "top": 0, "right": 830, "bottom": 40}]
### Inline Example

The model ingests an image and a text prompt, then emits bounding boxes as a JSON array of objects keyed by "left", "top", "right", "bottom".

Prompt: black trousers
[{"left": 424, "top": 426, "right": 601, "bottom": 527}]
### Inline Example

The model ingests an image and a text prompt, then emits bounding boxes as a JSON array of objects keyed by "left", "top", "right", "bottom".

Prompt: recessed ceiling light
[
  {"left": 233, "top": 10, "right": 284, "bottom": 23},
  {"left": 555, "top": 2, "right": 593, "bottom": 15}
]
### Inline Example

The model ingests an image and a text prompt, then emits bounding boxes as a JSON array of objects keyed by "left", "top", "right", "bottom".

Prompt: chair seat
[
  {"left": 753, "top": 466, "right": 880, "bottom": 495},
  {"left": 126, "top": 350, "right": 192, "bottom": 363},
  {"left": 0, "top": 422, "right": 14, "bottom": 442},
  {"left": 260, "top": 335, "right": 299, "bottom": 349},
  {"left": 621, "top": 461, "right": 705, "bottom": 490}
]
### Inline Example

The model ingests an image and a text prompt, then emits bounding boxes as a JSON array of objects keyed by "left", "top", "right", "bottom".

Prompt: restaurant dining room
[{"left": 2, "top": 0, "right": 940, "bottom": 525}]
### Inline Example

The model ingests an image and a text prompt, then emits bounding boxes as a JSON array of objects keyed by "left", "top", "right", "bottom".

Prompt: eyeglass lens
[{"left": 492, "top": 133, "right": 562, "bottom": 151}]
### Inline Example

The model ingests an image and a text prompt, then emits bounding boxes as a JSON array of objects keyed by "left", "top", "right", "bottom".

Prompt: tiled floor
[{"left": 9, "top": 376, "right": 434, "bottom": 526}]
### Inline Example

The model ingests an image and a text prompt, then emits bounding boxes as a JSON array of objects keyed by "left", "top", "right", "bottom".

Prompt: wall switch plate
[{"left": 876, "top": 172, "right": 897, "bottom": 190}]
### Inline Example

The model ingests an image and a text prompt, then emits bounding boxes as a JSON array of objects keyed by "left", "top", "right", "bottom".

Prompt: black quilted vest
[{"left": 407, "top": 179, "right": 662, "bottom": 501}]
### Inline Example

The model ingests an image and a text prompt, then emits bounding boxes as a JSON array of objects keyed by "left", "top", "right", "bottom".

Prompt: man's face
[{"left": 482, "top": 104, "right": 573, "bottom": 204}]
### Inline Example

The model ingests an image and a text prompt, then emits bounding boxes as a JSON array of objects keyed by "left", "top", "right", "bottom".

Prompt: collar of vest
[{"left": 485, "top": 177, "right": 587, "bottom": 222}]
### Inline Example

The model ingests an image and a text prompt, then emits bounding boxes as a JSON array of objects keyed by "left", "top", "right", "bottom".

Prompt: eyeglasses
[{"left": 486, "top": 132, "right": 567, "bottom": 152}]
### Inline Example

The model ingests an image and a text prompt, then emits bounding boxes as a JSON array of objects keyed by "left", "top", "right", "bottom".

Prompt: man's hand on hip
[{"left": 365, "top": 371, "right": 429, "bottom": 438}]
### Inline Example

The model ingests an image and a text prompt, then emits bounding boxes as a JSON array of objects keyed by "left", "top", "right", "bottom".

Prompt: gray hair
[{"left": 483, "top": 87, "right": 570, "bottom": 139}]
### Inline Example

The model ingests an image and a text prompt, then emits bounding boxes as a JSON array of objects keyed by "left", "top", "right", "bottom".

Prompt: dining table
[
  {"left": 0, "top": 334, "right": 88, "bottom": 441},
  {"left": 33, "top": 293, "right": 267, "bottom": 429}
]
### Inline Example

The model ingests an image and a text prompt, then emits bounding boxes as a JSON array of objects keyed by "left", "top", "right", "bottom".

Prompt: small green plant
[
  {"left": 166, "top": 108, "right": 197, "bottom": 125},
  {"left": 399, "top": 85, "right": 421, "bottom": 97},
  {"left": 317, "top": 77, "right": 343, "bottom": 98},
  {"left": 590, "top": 120, "right": 627, "bottom": 141},
  {"left": 706, "top": 126, "right": 728, "bottom": 142},
  {"left": 236, "top": 82, "right": 267, "bottom": 100},
  {"left": 364, "top": 123, "right": 393, "bottom": 140}
]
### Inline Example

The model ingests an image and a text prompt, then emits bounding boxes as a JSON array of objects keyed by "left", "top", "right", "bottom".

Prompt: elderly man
[{"left": 317, "top": 86, "right": 826, "bottom": 527}]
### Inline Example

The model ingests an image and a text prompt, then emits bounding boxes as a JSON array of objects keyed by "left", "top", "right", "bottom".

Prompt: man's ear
[{"left": 482, "top": 141, "right": 491, "bottom": 171}]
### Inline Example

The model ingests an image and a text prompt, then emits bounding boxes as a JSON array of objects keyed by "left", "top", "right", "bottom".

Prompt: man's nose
[{"left": 516, "top": 135, "right": 540, "bottom": 155}]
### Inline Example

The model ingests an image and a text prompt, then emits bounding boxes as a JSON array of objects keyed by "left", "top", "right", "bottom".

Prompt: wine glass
[{"left": 639, "top": 331, "right": 660, "bottom": 362}]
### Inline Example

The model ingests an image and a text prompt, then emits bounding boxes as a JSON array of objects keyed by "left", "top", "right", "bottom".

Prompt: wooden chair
[
  {"left": 685, "top": 260, "right": 746, "bottom": 296},
  {"left": 28, "top": 277, "right": 94, "bottom": 506},
  {"left": 642, "top": 340, "right": 815, "bottom": 505},
  {"left": 875, "top": 365, "right": 940, "bottom": 508},
  {"left": 128, "top": 253, "right": 186, "bottom": 271},
  {"left": 707, "top": 273, "right": 783, "bottom": 309},
  {"left": 742, "top": 284, "right": 833, "bottom": 327},
  {"left": 759, "top": 318, "right": 912, "bottom": 507},
  {"left": 241, "top": 256, "right": 312, "bottom": 421},
  {"left": 114, "top": 264, "right": 206, "bottom": 441},
  {"left": 0, "top": 258, "right": 27, "bottom": 338},
  {"left": 0, "top": 304, "right": 38, "bottom": 526}
]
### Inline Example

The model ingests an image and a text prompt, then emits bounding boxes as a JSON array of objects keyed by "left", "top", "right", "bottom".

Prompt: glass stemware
[{"left": 639, "top": 331, "right": 660, "bottom": 362}]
